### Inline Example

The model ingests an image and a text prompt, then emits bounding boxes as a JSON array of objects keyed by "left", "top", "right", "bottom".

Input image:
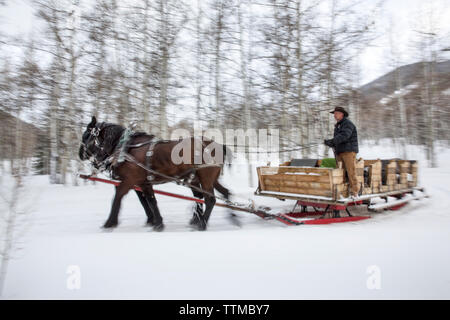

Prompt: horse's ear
[{"left": 88, "top": 116, "right": 97, "bottom": 128}]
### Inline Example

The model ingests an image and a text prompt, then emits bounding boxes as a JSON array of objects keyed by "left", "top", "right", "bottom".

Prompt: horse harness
[
  {"left": 145, "top": 139, "right": 160, "bottom": 182},
  {"left": 88, "top": 124, "right": 216, "bottom": 187},
  {"left": 142, "top": 138, "right": 214, "bottom": 185}
]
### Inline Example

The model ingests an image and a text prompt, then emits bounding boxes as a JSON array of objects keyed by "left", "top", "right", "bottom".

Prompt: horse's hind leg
[
  {"left": 104, "top": 181, "right": 132, "bottom": 228},
  {"left": 189, "top": 183, "right": 204, "bottom": 226},
  {"left": 135, "top": 190, "right": 155, "bottom": 226},
  {"left": 193, "top": 189, "right": 215, "bottom": 231},
  {"left": 201, "top": 193, "right": 216, "bottom": 230},
  {"left": 196, "top": 168, "right": 219, "bottom": 231},
  {"left": 141, "top": 184, "right": 164, "bottom": 231}
]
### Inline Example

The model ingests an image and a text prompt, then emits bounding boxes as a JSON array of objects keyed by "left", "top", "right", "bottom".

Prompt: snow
[
  {"left": 379, "top": 82, "right": 419, "bottom": 105},
  {"left": 1, "top": 142, "right": 450, "bottom": 299}
]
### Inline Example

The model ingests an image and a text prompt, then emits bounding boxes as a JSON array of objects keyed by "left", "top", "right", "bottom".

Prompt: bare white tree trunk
[
  {"left": 326, "top": 0, "right": 336, "bottom": 140},
  {"left": 295, "top": 0, "right": 308, "bottom": 158},
  {"left": 62, "top": 5, "right": 80, "bottom": 185},
  {"left": 423, "top": 60, "right": 437, "bottom": 167},
  {"left": 49, "top": 71, "right": 60, "bottom": 185},
  {"left": 389, "top": 18, "right": 408, "bottom": 159},
  {"left": 159, "top": 0, "right": 169, "bottom": 140},
  {"left": 141, "top": 0, "right": 152, "bottom": 132},
  {"left": 195, "top": 0, "right": 203, "bottom": 121},
  {"left": 0, "top": 177, "right": 19, "bottom": 296},
  {"left": 213, "top": 0, "right": 224, "bottom": 130},
  {"left": 396, "top": 72, "right": 408, "bottom": 159},
  {"left": 13, "top": 108, "right": 23, "bottom": 177},
  {"left": 238, "top": 0, "right": 254, "bottom": 186}
]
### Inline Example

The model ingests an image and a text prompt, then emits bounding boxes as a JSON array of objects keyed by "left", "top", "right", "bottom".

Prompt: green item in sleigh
[{"left": 320, "top": 158, "right": 336, "bottom": 168}]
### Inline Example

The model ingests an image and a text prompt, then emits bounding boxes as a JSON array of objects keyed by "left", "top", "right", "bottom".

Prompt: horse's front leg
[
  {"left": 103, "top": 181, "right": 132, "bottom": 228},
  {"left": 141, "top": 184, "right": 164, "bottom": 232}
]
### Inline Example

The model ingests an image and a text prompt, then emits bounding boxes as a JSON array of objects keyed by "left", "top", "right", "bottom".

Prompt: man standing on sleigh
[{"left": 324, "top": 107, "right": 360, "bottom": 198}]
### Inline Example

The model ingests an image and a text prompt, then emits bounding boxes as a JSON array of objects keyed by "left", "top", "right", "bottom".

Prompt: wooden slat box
[
  {"left": 379, "top": 159, "right": 399, "bottom": 192},
  {"left": 379, "top": 159, "right": 418, "bottom": 191},
  {"left": 410, "top": 161, "right": 418, "bottom": 187},
  {"left": 256, "top": 166, "right": 344, "bottom": 198},
  {"left": 362, "top": 159, "right": 382, "bottom": 194}
]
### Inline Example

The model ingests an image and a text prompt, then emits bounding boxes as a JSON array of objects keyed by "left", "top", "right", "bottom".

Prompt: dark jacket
[{"left": 333, "top": 117, "right": 358, "bottom": 154}]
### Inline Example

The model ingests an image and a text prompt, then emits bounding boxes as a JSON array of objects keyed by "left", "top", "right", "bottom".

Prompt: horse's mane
[
  {"left": 99, "top": 123, "right": 155, "bottom": 154},
  {"left": 100, "top": 123, "right": 125, "bottom": 152},
  {"left": 131, "top": 131, "right": 154, "bottom": 140}
]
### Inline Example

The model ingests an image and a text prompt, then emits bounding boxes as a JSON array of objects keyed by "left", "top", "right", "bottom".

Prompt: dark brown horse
[{"left": 79, "top": 116, "right": 234, "bottom": 231}]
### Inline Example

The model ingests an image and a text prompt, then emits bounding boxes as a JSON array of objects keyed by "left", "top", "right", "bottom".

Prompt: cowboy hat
[{"left": 330, "top": 106, "right": 349, "bottom": 117}]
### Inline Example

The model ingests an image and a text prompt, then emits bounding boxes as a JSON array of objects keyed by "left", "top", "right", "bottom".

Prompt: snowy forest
[
  {"left": 1, "top": 0, "right": 450, "bottom": 301},
  {"left": 0, "top": 0, "right": 449, "bottom": 183}
]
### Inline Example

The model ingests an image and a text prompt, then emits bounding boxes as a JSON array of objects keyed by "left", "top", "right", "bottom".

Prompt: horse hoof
[
  {"left": 146, "top": 219, "right": 155, "bottom": 226},
  {"left": 196, "top": 222, "right": 207, "bottom": 231},
  {"left": 153, "top": 223, "right": 165, "bottom": 232},
  {"left": 103, "top": 220, "right": 118, "bottom": 228},
  {"left": 189, "top": 217, "right": 199, "bottom": 226}
]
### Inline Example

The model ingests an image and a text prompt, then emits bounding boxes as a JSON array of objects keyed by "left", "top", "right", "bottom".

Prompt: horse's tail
[
  {"left": 214, "top": 176, "right": 241, "bottom": 226},
  {"left": 213, "top": 180, "right": 231, "bottom": 201}
]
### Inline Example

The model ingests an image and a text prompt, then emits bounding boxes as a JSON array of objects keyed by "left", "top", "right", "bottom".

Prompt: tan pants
[{"left": 336, "top": 152, "right": 360, "bottom": 196}]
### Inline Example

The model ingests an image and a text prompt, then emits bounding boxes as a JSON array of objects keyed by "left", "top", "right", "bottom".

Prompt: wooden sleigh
[{"left": 255, "top": 158, "right": 428, "bottom": 224}]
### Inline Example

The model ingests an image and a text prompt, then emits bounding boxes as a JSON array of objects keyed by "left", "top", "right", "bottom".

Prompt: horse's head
[
  {"left": 79, "top": 116, "right": 126, "bottom": 169},
  {"left": 79, "top": 116, "right": 107, "bottom": 166}
]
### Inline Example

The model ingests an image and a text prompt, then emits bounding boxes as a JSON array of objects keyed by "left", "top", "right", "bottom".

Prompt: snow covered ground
[{"left": 1, "top": 141, "right": 450, "bottom": 299}]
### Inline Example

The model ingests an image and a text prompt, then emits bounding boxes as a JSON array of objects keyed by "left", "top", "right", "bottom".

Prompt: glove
[{"left": 324, "top": 139, "right": 334, "bottom": 147}]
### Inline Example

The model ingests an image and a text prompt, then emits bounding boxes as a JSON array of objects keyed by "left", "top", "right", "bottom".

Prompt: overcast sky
[
  {"left": 1, "top": 0, "right": 449, "bottom": 85},
  {"left": 359, "top": 0, "right": 450, "bottom": 84}
]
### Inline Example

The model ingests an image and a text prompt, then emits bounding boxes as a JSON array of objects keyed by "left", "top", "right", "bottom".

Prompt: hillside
[
  {"left": 355, "top": 60, "right": 450, "bottom": 141},
  {"left": 0, "top": 110, "right": 42, "bottom": 160}
]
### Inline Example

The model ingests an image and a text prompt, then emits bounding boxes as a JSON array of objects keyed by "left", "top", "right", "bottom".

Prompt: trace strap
[{"left": 145, "top": 139, "right": 159, "bottom": 182}]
